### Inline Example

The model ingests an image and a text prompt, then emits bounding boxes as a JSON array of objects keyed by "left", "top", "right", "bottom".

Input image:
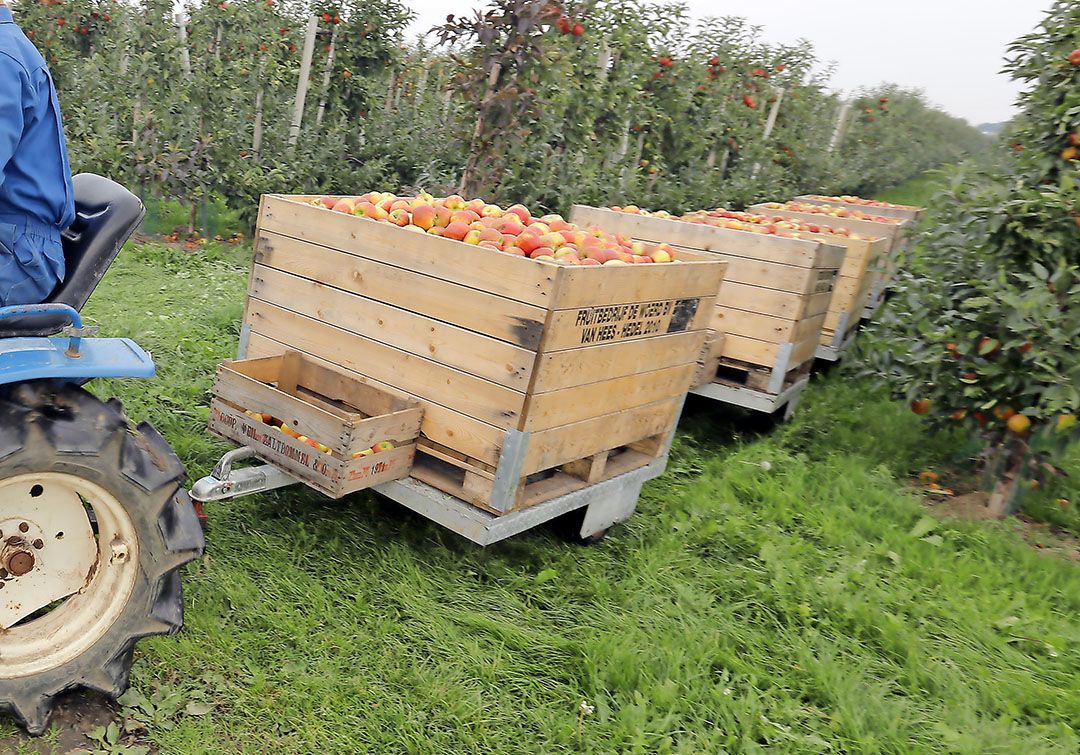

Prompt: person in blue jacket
[{"left": 0, "top": 2, "right": 75, "bottom": 306}]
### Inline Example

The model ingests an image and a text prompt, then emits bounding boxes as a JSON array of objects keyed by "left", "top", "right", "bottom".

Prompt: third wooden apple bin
[
  {"left": 748, "top": 202, "right": 913, "bottom": 318},
  {"left": 569, "top": 205, "right": 846, "bottom": 417},
  {"left": 793, "top": 195, "right": 925, "bottom": 223},
  {"left": 236, "top": 195, "right": 726, "bottom": 516}
]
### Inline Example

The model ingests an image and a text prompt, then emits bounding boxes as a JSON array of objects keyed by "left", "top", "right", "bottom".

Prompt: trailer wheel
[{"left": 0, "top": 382, "right": 203, "bottom": 735}]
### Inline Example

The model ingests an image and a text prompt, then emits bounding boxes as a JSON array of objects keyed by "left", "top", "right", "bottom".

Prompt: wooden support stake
[
  {"left": 252, "top": 86, "right": 265, "bottom": 156},
  {"left": 829, "top": 99, "right": 851, "bottom": 153},
  {"left": 175, "top": 13, "right": 191, "bottom": 77},
  {"left": 288, "top": 16, "right": 319, "bottom": 147},
  {"left": 315, "top": 25, "right": 338, "bottom": 127}
]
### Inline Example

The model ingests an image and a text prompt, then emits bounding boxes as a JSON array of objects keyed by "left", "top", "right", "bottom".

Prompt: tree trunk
[{"left": 983, "top": 439, "right": 1030, "bottom": 518}]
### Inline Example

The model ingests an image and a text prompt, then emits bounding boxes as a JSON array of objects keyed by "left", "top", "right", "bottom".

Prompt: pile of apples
[
  {"left": 611, "top": 205, "right": 874, "bottom": 241},
  {"left": 311, "top": 193, "right": 678, "bottom": 266},
  {"left": 244, "top": 410, "right": 394, "bottom": 459},
  {"left": 802, "top": 194, "right": 911, "bottom": 210},
  {"left": 756, "top": 201, "right": 903, "bottom": 224}
]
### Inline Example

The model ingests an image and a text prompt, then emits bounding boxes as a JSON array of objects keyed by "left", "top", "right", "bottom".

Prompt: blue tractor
[{"left": 0, "top": 175, "right": 204, "bottom": 735}]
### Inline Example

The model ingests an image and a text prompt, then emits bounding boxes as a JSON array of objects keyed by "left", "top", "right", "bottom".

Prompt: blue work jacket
[{"left": 0, "top": 5, "right": 75, "bottom": 305}]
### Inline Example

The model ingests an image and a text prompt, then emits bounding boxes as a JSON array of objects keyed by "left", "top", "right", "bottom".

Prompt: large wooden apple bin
[
  {"left": 793, "top": 195, "right": 925, "bottom": 223},
  {"left": 569, "top": 205, "right": 845, "bottom": 402},
  {"left": 748, "top": 202, "right": 912, "bottom": 312},
  {"left": 234, "top": 195, "right": 726, "bottom": 515}
]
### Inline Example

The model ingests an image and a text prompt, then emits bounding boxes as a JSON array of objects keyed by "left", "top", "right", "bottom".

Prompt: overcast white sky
[{"left": 405, "top": 0, "right": 1053, "bottom": 125}]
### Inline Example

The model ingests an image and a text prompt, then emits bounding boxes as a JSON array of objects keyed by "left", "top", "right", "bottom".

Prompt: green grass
[
  {"left": 2, "top": 241, "right": 1073, "bottom": 752},
  {"left": 875, "top": 172, "right": 946, "bottom": 208}
]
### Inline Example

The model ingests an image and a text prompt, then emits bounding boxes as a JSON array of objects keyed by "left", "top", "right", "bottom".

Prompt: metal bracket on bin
[{"left": 814, "top": 312, "right": 854, "bottom": 362}]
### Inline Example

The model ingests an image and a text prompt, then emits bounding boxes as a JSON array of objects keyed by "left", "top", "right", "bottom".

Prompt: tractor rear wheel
[{"left": 0, "top": 381, "right": 203, "bottom": 735}]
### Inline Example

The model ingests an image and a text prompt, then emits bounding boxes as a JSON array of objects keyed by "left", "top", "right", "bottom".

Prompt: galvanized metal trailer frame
[{"left": 193, "top": 335, "right": 683, "bottom": 545}]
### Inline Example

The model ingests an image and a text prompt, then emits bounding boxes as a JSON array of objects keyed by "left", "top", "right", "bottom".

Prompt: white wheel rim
[{"left": 0, "top": 473, "right": 139, "bottom": 678}]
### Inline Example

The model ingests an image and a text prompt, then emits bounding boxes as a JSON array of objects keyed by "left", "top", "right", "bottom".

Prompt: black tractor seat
[{"left": 0, "top": 174, "right": 145, "bottom": 338}]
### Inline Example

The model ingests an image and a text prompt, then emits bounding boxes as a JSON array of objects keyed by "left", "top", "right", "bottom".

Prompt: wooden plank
[
  {"left": 719, "top": 333, "right": 781, "bottom": 366},
  {"left": 247, "top": 332, "right": 505, "bottom": 468},
  {"left": 716, "top": 307, "right": 800, "bottom": 343},
  {"left": 791, "top": 331, "right": 823, "bottom": 367},
  {"left": 531, "top": 330, "right": 703, "bottom": 393},
  {"left": 570, "top": 204, "right": 822, "bottom": 267},
  {"left": 562, "top": 452, "right": 608, "bottom": 484},
  {"left": 244, "top": 301, "right": 526, "bottom": 428},
  {"left": 688, "top": 254, "right": 817, "bottom": 294},
  {"left": 214, "top": 364, "right": 355, "bottom": 455},
  {"left": 293, "top": 357, "right": 414, "bottom": 415},
  {"left": 541, "top": 295, "right": 714, "bottom": 352},
  {"left": 522, "top": 363, "right": 695, "bottom": 432},
  {"left": 550, "top": 258, "right": 726, "bottom": 310},
  {"left": 719, "top": 281, "right": 813, "bottom": 320},
  {"left": 804, "top": 290, "right": 834, "bottom": 319},
  {"left": 259, "top": 195, "right": 558, "bottom": 308},
  {"left": 250, "top": 265, "right": 535, "bottom": 390},
  {"left": 521, "top": 396, "right": 680, "bottom": 475},
  {"left": 255, "top": 231, "right": 547, "bottom": 350}
]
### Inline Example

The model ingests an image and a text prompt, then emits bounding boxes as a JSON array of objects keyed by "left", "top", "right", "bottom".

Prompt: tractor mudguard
[{"left": 0, "top": 303, "right": 154, "bottom": 386}]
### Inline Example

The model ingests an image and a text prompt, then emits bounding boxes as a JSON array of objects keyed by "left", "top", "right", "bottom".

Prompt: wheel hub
[{"left": 5, "top": 549, "right": 34, "bottom": 577}]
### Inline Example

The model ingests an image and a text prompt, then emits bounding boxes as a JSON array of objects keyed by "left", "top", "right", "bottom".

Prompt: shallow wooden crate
[
  {"left": 569, "top": 205, "right": 843, "bottom": 400},
  {"left": 240, "top": 195, "right": 726, "bottom": 514},
  {"left": 209, "top": 351, "right": 422, "bottom": 498},
  {"left": 793, "top": 195, "right": 924, "bottom": 223}
]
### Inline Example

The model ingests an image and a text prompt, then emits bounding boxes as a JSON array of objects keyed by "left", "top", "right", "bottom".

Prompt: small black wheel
[
  {"left": 0, "top": 381, "right": 204, "bottom": 735},
  {"left": 578, "top": 528, "right": 610, "bottom": 546}
]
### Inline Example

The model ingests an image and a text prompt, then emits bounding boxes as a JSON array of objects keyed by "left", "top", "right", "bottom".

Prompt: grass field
[{"left": 3, "top": 176, "right": 1079, "bottom": 753}]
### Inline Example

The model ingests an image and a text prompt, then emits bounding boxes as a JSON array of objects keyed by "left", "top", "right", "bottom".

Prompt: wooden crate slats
[
  {"left": 255, "top": 231, "right": 548, "bottom": 350},
  {"left": 521, "top": 363, "right": 695, "bottom": 431},
  {"left": 675, "top": 253, "right": 825, "bottom": 294},
  {"left": 549, "top": 258, "right": 726, "bottom": 310},
  {"left": 244, "top": 301, "right": 528, "bottom": 427},
  {"left": 249, "top": 264, "right": 536, "bottom": 390},
  {"left": 522, "top": 396, "right": 680, "bottom": 475},
  {"left": 260, "top": 195, "right": 559, "bottom": 308},
  {"left": 530, "top": 330, "right": 703, "bottom": 393}
]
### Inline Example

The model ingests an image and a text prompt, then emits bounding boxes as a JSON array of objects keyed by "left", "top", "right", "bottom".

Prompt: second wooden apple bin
[
  {"left": 570, "top": 205, "right": 845, "bottom": 413},
  {"left": 236, "top": 195, "right": 726, "bottom": 515}
]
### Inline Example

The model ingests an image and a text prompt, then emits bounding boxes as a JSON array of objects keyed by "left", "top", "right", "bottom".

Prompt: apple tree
[{"left": 858, "top": 0, "right": 1080, "bottom": 514}]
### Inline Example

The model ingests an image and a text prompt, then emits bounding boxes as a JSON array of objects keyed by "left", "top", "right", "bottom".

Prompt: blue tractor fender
[{"left": 0, "top": 303, "right": 154, "bottom": 386}]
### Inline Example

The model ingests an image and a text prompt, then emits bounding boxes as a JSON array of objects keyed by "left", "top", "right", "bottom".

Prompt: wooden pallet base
[
  {"left": 691, "top": 375, "right": 808, "bottom": 418},
  {"left": 709, "top": 355, "right": 812, "bottom": 395},
  {"left": 411, "top": 432, "right": 669, "bottom": 516},
  {"left": 374, "top": 456, "right": 667, "bottom": 545}
]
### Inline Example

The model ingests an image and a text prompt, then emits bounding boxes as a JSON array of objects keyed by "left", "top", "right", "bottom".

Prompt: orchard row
[{"left": 18, "top": 0, "right": 987, "bottom": 229}]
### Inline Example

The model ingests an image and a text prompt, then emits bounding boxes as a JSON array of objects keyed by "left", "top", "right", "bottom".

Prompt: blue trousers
[{"left": 0, "top": 214, "right": 64, "bottom": 306}]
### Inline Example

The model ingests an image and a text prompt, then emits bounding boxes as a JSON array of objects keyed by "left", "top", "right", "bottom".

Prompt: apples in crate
[{"left": 309, "top": 192, "right": 679, "bottom": 267}]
